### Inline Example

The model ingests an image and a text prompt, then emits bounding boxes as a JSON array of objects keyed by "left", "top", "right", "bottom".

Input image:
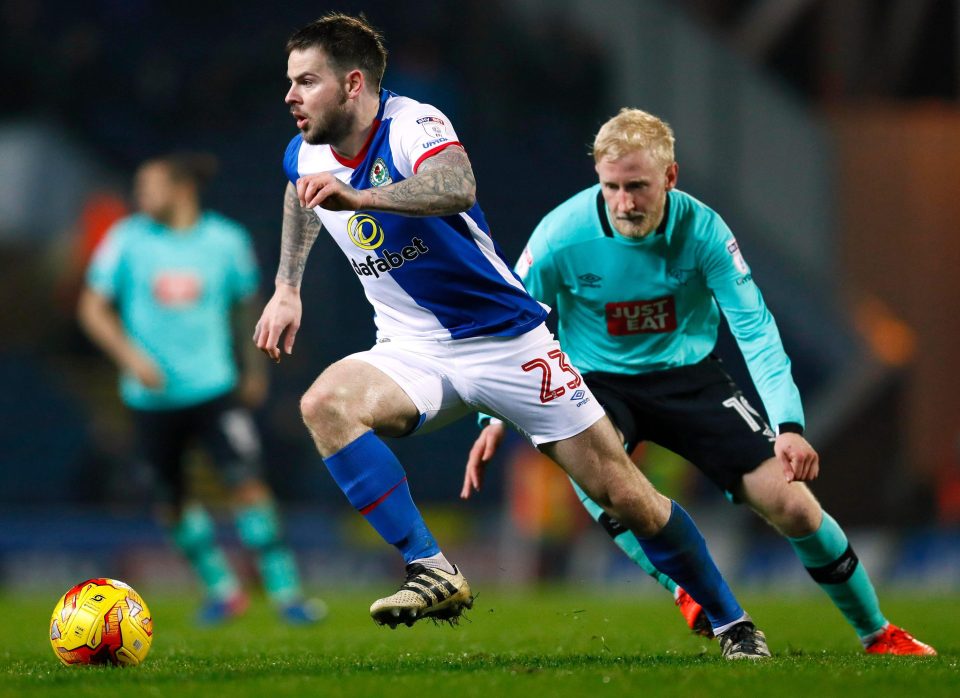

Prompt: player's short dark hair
[
  {"left": 286, "top": 12, "right": 387, "bottom": 90},
  {"left": 148, "top": 152, "right": 219, "bottom": 190}
]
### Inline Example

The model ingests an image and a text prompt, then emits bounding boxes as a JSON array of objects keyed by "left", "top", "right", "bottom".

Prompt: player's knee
[
  {"left": 771, "top": 491, "right": 821, "bottom": 537},
  {"left": 300, "top": 382, "right": 355, "bottom": 435}
]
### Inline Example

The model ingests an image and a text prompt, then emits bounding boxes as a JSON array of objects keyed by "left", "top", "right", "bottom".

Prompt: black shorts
[
  {"left": 131, "top": 392, "right": 263, "bottom": 503},
  {"left": 583, "top": 355, "right": 776, "bottom": 495}
]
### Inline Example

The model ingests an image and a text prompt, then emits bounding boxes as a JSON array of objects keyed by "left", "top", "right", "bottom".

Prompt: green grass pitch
[{"left": 2, "top": 587, "right": 956, "bottom": 697}]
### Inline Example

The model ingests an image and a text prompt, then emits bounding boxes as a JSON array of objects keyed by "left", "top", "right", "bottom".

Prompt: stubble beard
[
  {"left": 613, "top": 196, "right": 665, "bottom": 239},
  {"left": 303, "top": 90, "right": 353, "bottom": 146}
]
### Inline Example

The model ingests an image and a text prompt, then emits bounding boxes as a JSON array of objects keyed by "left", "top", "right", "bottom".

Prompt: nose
[
  {"left": 285, "top": 84, "right": 299, "bottom": 104},
  {"left": 616, "top": 190, "right": 634, "bottom": 212}
]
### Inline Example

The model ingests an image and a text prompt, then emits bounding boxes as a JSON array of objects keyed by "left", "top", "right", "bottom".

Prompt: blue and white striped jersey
[{"left": 283, "top": 89, "right": 546, "bottom": 341}]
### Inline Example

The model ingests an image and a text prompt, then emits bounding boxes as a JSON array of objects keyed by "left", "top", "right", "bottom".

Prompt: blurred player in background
[
  {"left": 463, "top": 108, "right": 935, "bottom": 656},
  {"left": 78, "top": 153, "right": 323, "bottom": 626},
  {"left": 254, "top": 13, "right": 771, "bottom": 659}
]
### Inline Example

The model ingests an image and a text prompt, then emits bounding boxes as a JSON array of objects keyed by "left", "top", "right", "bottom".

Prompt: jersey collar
[{"left": 330, "top": 89, "right": 390, "bottom": 169}]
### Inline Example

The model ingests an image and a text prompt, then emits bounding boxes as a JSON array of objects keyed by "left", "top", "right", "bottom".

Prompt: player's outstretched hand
[
  {"left": 774, "top": 432, "right": 820, "bottom": 483},
  {"left": 461, "top": 421, "right": 506, "bottom": 499},
  {"left": 253, "top": 283, "right": 302, "bottom": 363},
  {"left": 296, "top": 173, "right": 365, "bottom": 211}
]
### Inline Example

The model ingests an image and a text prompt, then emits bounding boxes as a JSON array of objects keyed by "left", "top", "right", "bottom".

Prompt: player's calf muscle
[
  {"left": 559, "top": 458, "right": 667, "bottom": 536},
  {"left": 608, "top": 486, "right": 670, "bottom": 536}
]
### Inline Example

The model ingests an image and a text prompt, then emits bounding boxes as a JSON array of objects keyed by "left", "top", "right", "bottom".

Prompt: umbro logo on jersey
[
  {"left": 421, "top": 137, "right": 449, "bottom": 150},
  {"left": 578, "top": 273, "right": 602, "bottom": 287},
  {"left": 351, "top": 238, "right": 430, "bottom": 279}
]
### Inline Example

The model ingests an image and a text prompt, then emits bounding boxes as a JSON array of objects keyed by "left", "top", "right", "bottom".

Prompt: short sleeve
[
  {"left": 85, "top": 224, "right": 127, "bottom": 299},
  {"left": 388, "top": 102, "right": 462, "bottom": 176},
  {"left": 283, "top": 134, "right": 304, "bottom": 185}
]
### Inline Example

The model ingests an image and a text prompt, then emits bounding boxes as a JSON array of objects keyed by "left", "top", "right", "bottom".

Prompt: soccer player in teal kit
[
  {"left": 463, "top": 108, "right": 935, "bottom": 655},
  {"left": 79, "top": 154, "right": 322, "bottom": 625}
]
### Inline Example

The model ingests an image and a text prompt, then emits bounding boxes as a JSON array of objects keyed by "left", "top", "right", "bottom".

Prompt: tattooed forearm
[
  {"left": 277, "top": 182, "right": 323, "bottom": 286},
  {"left": 365, "top": 147, "right": 477, "bottom": 216}
]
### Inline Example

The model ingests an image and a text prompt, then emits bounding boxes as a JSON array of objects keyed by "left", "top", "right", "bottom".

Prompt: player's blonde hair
[{"left": 592, "top": 108, "right": 675, "bottom": 167}]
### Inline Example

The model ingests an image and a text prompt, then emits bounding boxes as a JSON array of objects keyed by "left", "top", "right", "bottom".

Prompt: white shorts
[{"left": 345, "top": 324, "right": 605, "bottom": 446}]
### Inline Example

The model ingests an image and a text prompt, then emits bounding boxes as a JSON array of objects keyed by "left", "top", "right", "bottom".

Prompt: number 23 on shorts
[{"left": 521, "top": 349, "right": 582, "bottom": 403}]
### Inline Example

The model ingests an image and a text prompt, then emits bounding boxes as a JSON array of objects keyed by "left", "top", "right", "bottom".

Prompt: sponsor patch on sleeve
[
  {"left": 417, "top": 116, "right": 447, "bottom": 139},
  {"left": 726, "top": 238, "right": 749, "bottom": 275},
  {"left": 515, "top": 246, "right": 534, "bottom": 278}
]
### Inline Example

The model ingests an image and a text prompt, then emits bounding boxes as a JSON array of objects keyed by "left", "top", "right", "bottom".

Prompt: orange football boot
[
  {"left": 864, "top": 624, "right": 937, "bottom": 656},
  {"left": 675, "top": 587, "right": 714, "bottom": 638}
]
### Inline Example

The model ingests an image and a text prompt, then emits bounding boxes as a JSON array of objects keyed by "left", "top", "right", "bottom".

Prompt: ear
[
  {"left": 344, "top": 69, "right": 365, "bottom": 99},
  {"left": 664, "top": 162, "right": 679, "bottom": 191}
]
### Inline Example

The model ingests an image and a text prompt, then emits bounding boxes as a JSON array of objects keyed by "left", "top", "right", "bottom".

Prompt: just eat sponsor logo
[
  {"left": 605, "top": 297, "right": 677, "bottom": 335},
  {"left": 153, "top": 272, "right": 202, "bottom": 306}
]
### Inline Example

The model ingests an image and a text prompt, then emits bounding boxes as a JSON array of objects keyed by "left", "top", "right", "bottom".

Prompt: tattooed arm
[
  {"left": 296, "top": 146, "right": 477, "bottom": 217},
  {"left": 365, "top": 146, "right": 476, "bottom": 215},
  {"left": 252, "top": 182, "right": 323, "bottom": 362},
  {"left": 278, "top": 181, "right": 324, "bottom": 287}
]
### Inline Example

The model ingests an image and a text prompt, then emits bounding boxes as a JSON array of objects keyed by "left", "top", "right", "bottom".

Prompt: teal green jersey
[
  {"left": 86, "top": 211, "right": 260, "bottom": 410},
  {"left": 517, "top": 185, "right": 804, "bottom": 430}
]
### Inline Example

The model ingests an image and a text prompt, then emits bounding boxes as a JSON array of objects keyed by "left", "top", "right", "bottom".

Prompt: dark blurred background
[{"left": 1, "top": 0, "right": 958, "bottom": 592}]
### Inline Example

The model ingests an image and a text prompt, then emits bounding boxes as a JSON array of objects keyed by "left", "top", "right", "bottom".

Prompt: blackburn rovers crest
[{"left": 369, "top": 158, "right": 392, "bottom": 187}]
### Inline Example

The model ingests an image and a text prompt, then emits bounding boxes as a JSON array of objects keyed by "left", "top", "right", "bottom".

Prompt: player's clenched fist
[
  {"left": 774, "top": 432, "right": 820, "bottom": 483},
  {"left": 296, "top": 173, "right": 367, "bottom": 211}
]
